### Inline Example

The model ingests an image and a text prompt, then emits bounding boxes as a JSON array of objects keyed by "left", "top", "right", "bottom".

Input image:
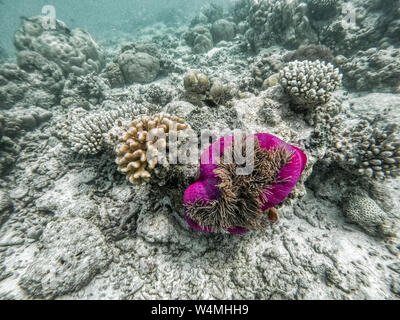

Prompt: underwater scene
[{"left": 0, "top": 0, "right": 399, "bottom": 300}]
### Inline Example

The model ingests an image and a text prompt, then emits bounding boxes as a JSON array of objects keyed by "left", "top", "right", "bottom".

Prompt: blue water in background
[{"left": 0, "top": 0, "right": 230, "bottom": 55}]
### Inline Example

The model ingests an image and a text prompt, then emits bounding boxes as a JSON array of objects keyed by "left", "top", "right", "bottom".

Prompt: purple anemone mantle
[{"left": 183, "top": 133, "right": 307, "bottom": 234}]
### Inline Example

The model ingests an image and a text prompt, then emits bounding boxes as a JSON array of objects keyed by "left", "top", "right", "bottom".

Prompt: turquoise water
[{"left": 0, "top": 0, "right": 229, "bottom": 54}]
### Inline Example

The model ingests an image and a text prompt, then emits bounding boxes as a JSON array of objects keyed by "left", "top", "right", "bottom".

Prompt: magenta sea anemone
[{"left": 183, "top": 133, "right": 307, "bottom": 234}]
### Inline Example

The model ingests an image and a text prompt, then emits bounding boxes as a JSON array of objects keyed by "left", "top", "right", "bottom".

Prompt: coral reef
[
  {"left": 101, "top": 62, "right": 125, "bottom": 88},
  {"left": 337, "top": 47, "right": 400, "bottom": 92},
  {"left": 0, "top": 59, "right": 63, "bottom": 110},
  {"left": 0, "top": 106, "right": 52, "bottom": 138},
  {"left": 279, "top": 60, "right": 342, "bottom": 106},
  {"left": 184, "top": 133, "right": 307, "bottom": 233},
  {"left": 113, "top": 113, "right": 189, "bottom": 184},
  {"left": 0, "top": 3, "right": 400, "bottom": 301},
  {"left": 317, "top": 0, "right": 400, "bottom": 55},
  {"left": 14, "top": 16, "right": 104, "bottom": 76},
  {"left": 190, "top": 3, "right": 224, "bottom": 26},
  {"left": 245, "top": 0, "right": 318, "bottom": 51},
  {"left": 61, "top": 72, "right": 110, "bottom": 107}
]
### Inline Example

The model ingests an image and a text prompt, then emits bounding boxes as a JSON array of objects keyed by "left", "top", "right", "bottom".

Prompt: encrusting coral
[
  {"left": 343, "top": 192, "right": 391, "bottom": 238},
  {"left": 114, "top": 113, "right": 189, "bottom": 184},
  {"left": 279, "top": 60, "right": 342, "bottom": 106},
  {"left": 184, "top": 133, "right": 307, "bottom": 234},
  {"left": 307, "top": 0, "right": 339, "bottom": 19}
]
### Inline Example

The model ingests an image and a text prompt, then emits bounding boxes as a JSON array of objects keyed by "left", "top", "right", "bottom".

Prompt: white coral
[{"left": 279, "top": 60, "right": 342, "bottom": 106}]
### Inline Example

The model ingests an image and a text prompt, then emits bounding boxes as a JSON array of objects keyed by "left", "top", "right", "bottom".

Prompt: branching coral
[
  {"left": 114, "top": 113, "right": 189, "bottom": 184},
  {"left": 279, "top": 60, "right": 342, "bottom": 106},
  {"left": 184, "top": 133, "right": 307, "bottom": 234},
  {"left": 69, "top": 104, "right": 146, "bottom": 155},
  {"left": 355, "top": 126, "right": 400, "bottom": 180}
]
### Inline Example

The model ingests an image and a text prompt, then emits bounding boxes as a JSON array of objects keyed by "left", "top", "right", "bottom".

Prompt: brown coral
[{"left": 114, "top": 113, "right": 189, "bottom": 184}]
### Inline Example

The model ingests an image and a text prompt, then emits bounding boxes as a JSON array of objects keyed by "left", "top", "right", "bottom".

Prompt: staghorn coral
[
  {"left": 184, "top": 133, "right": 307, "bottom": 234},
  {"left": 279, "top": 60, "right": 342, "bottom": 106},
  {"left": 69, "top": 104, "right": 147, "bottom": 155},
  {"left": 14, "top": 16, "right": 104, "bottom": 76},
  {"left": 114, "top": 113, "right": 189, "bottom": 184},
  {"left": 336, "top": 47, "right": 400, "bottom": 93}
]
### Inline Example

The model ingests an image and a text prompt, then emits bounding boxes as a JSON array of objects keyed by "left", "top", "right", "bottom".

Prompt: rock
[
  {"left": 19, "top": 217, "right": 111, "bottom": 299},
  {"left": 211, "top": 19, "right": 236, "bottom": 43},
  {"left": 117, "top": 51, "right": 160, "bottom": 84},
  {"left": 0, "top": 189, "right": 13, "bottom": 226}
]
